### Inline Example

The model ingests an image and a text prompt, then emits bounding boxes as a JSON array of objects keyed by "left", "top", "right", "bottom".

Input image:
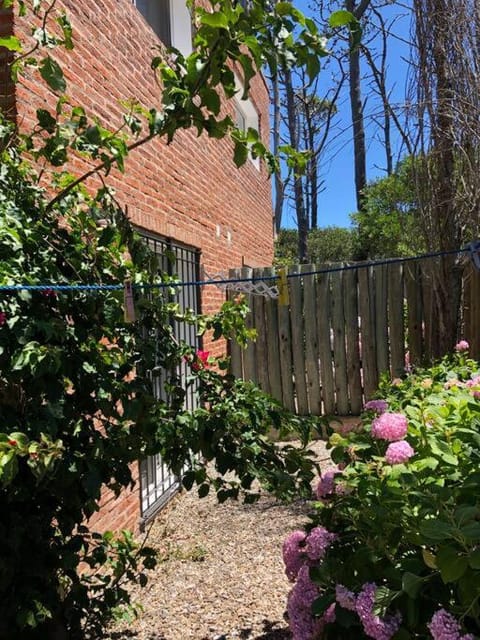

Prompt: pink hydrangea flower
[
  {"left": 385, "top": 440, "right": 415, "bottom": 465},
  {"left": 365, "top": 399, "right": 389, "bottom": 414},
  {"left": 371, "top": 413, "right": 408, "bottom": 442},
  {"left": 356, "top": 583, "right": 402, "bottom": 640},
  {"left": 315, "top": 468, "right": 341, "bottom": 499},
  {"left": 324, "top": 603, "right": 336, "bottom": 624},
  {"left": 404, "top": 350, "right": 412, "bottom": 373},
  {"left": 335, "top": 584, "right": 357, "bottom": 611},
  {"left": 455, "top": 340, "right": 470, "bottom": 352},
  {"left": 282, "top": 530, "right": 306, "bottom": 582},
  {"left": 465, "top": 376, "right": 480, "bottom": 388},
  {"left": 428, "top": 608, "right": 474, "bottom": 640},
  {"left": 305, "top": 526, "right": 336, "bottom": 561},
  {"left": 282, "top": 531, "right": 307, "bottom": 582},
  {"left": 287, "top": 565, "right": 323, "bottom": 640},
  {"left": 444, "top": 378, "right": 462, "bottom": 389}
]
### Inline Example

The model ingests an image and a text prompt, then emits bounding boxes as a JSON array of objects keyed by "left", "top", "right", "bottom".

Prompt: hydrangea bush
[{"left": 284, "top": 345, "right": 480, "bottom": 639}]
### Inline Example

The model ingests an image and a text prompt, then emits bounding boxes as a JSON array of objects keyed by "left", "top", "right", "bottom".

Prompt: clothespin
[
  {"left": 123, "top": 280, "right": 136, "bottom": 322},
  {"left": 465, "top": 240, "right": 480, "bottom": 271},
  {"left": 277, "top": 267, "right": 289, "bottom": 306}
]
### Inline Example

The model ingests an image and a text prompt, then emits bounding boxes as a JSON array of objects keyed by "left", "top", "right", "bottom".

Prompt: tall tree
[
  {"left": 284, "top": 67, "right": 309, "bottom": 261},
  {"left": 409, "top": 0, "right": 480, "bottom": 354},
  {"left": 345, "top": 0, "right": 371, "bottom": 211}
]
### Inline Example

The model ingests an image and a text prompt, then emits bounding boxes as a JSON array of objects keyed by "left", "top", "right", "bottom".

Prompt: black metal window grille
[{"left": 138, "top": 232, "right": 201, "bottom": 521}]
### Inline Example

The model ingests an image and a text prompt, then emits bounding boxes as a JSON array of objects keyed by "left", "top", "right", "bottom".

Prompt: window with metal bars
[{"left": 138, "top": 232, "right": 201, "bottom": 522}]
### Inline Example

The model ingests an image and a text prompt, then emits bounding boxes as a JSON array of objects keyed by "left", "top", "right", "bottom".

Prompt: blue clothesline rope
[{"left": 0, "top": 246, "right": 474, "bottom": 293}]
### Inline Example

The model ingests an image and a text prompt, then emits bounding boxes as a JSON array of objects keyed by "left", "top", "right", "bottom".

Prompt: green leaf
[
  {"left": 329, "top": 10, "right": 355, "bottom": 28},
  {"left": 306, "top": 54, "right": 320, "bottom": 83},
  {"left": 275, "top": 2, "right": 293, "bottom": 16},
  {"left": 233, "top": 139, "right": 248, "bottom": 168},
  {"left": 36, "top": 108, "right": 57, "bottom": 133},
  {"left": 468, "top": 548, "right": 480, "bottom": 569},
  {"left": 0, "top": 450, "right": 19, "bottom": 486},
  {"left": 427, "top": 437, "right": 458, "bottom": 465},
  {"left": 437, "top": 546, "right": 468, "bottom": 583},
  {"left": 200, "top": 11, "right": 229, "bottom": 29},
  {"left": 419, "top": 519, "right": 455, "bottom": 541},
  {"left": 460, "top": 521, "right": 480, "bottom": 541},
  {"left": 182, "top": 470, "right": 195, "bottom": 491},
  {"left": 200, "top": 87, "right": 221, "bottom": 115},
  {"left": 39, "top": 56, "right": 67, "bottom": 93},
  {"left": 197, "top": 483, "right": 210, "bottom": 498},
  {"left": 0, "top": 35, "right": 22, "bottom": 52},
  {"left": 422, "top": 548, "right": 437, "bottom": 569},
  {"left": 402, "top": 572, "right": 424, "bottom": 599},
  {"left": 373, "top": 586, "right": 398, "bottom": 618},
  {"left": 454, "top": 505, "right": 479, "bottom": 526}
]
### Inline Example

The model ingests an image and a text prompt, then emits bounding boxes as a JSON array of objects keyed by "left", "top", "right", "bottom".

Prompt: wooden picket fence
[{"left": 228, "top": 259, "right": 480, "bottom": 416}]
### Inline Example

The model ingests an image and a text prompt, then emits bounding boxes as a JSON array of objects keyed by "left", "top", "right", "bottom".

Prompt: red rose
[{"left": 191, "top": 350, "right": 210, "bottom": 371}]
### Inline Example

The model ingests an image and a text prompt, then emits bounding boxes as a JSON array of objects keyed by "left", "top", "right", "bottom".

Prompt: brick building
[{"left": 1, "top": 0, "right": 274, "bottom": 531}]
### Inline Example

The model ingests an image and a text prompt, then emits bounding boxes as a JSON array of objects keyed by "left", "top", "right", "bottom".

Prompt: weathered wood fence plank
[
  {"left": 240, "top": 266, "right": 256, "bottom": 383},
  {"left": 469, "top": 266, "right": 480, "bottom": 360},
  {"left": 375, "top": 264, "right": 389, "bottom": 377},
  {"left": 358, "top": 266, "right": 378, "bottom": 399},
  {"left": 229, "top": 257, "right": 472, "bottom": 417},
  {"left": 317, "top": 269, "right": 336, "bottom": 414},
  {"left": 264, "top": 267, "right": 283, "bottom": 403},
  {"left": 278, "top": 278, "right": 295, "bottom": 413},
  {"left": 252, "top": 267, "right": 269, "bottom": 393},
  {"left": 289, "top": 265, "right": 309, "bottom": 414},
  {"left": 405, "top": 261, "right": 423, "bottom": 366},
  {"left": 388, "top": 263, "right": 405, "bottom": 378},
  {"left": 344, "top": 268, "right": 363, "bottom": 414},
  {"left": 331, "top": 269, "right": 349, "bottom": 414},
  {"left": 302, "top": 265, "right": 322, "bottom": 414}
]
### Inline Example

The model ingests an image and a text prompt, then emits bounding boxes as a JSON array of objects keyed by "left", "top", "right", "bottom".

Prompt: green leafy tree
[
  {"left": 275, "top": 226, "right": 356, "bottom": 265},
  {"left": 351, "top": 157, "right": 424, "bottom": 259}
]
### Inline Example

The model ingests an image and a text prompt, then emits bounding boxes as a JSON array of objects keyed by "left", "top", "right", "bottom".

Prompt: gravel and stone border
[{"left": 107, "top": 441, "right": 334, "bottom": 640}]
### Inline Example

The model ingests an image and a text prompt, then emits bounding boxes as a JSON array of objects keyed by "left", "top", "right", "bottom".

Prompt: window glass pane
[{"left": 135, "top": 0, "right": 171, "bottom": 47}]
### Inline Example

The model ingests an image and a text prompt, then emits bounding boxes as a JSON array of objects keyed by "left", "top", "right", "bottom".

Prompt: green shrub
[
  {"left": 283, "top": 344, "right": 480, "bottom": 639},
  {"left": 0, "top": 125, "right": 318, "bottom": 639}
]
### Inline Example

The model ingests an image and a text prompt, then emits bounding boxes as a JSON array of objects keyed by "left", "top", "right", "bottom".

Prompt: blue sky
[{"left": 281, "top": 1, "right": 412, "bottom": 229}]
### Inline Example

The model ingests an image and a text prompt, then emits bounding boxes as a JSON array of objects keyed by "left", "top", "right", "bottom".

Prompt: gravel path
[{"left": 108, "top": 441, "right": 332, "bottom": 640}]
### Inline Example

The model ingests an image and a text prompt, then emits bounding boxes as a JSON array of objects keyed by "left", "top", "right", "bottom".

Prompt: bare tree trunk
[
  {"left": 284, "top": 68, "right": 309, "bottom": 261},
  {"left": 272, "top": 68, "right": 284, "bottom": 234},
  {"left": 411, "top": 0, "right": 480, "bottom": 355},
  {"left": 346, "top": 0, "right": 370, "bottom": 211}
]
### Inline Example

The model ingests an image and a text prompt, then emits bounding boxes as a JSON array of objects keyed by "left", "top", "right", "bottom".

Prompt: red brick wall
[
  {"left": 10, "top": 0, "right": 274, "bottom": 532},
  {"left": 0, "top": 6, "right": 15, "bottom": 119}
]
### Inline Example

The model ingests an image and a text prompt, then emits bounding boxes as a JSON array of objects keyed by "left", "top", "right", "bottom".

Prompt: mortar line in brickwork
[{"left": 0, "top": 245, "right": 475, "bottom": 293}]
